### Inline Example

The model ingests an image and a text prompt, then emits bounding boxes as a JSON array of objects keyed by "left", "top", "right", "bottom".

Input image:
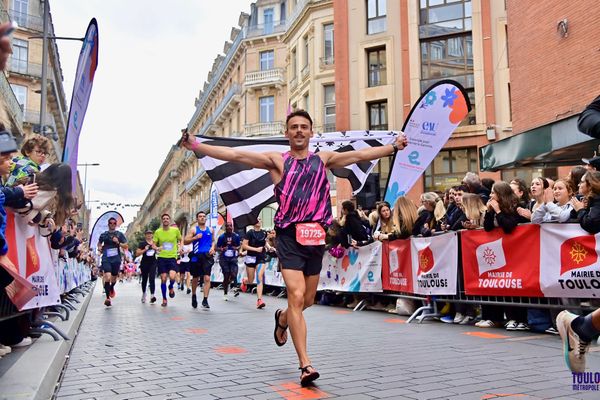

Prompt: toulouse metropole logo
[{"left": 572, "top": 372, "right": 600, "bottom": 391}]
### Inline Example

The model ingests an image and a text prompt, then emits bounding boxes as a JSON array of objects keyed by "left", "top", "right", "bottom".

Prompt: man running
[
  {"left": 241, "top": 218, "right": 267, "bottom": 309},
  {"left": 184, "top": 211, "right": 215, "bottom": 309},
  {"left": 182, "top": 109, "right": 407, "bottom": 386},
  {"left": 179, "top": 242, "right": 193, "bottom": 294},
  {"left": 97, "top": 218, "right": 128, "bottom": 307},
  {"left": 153, "top": 214, "right": 182, "bottom": 307},
  {"left": 217, "top": 221, "right": 241, "bottom": 301},
  {"left": 136, "top": 229, "right": 158, "bottom": 304}
]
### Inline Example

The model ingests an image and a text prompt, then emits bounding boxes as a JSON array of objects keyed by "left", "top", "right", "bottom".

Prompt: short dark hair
[
  {"left": 161, "top": 213, "right": 170, "bottom": 219},
  {"left": 286, "top": 109, "right": 313, "bottom": 129},
  {"left": 196, "top": 211, "right": 207, "bottom": 218},
  {"left": 108, "top": 217, "right": 117, "bottom": 224},
  {"left": 342, "top": 200, "right": 355, "bottom": 213}
]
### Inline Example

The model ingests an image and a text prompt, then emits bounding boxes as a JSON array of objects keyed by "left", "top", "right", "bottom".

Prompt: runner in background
[
  {"left": 241, "top": 218, "right": 267, "bottom": 309},
  {"left": 136, "top": 229, "right": 158, "bottom": 304},
  {"left": 153, "top": 214, "right": 182, "bottom": 307},
  {"left": 216, "top": 222, "right": 241, "bottom": 301}
]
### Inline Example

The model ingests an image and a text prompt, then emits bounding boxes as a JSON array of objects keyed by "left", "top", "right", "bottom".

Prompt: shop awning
[{"left": 479, "top": 116, "right": 600, "bottom": 171}]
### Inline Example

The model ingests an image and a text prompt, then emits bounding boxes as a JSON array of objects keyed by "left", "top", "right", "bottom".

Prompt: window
[
  {"left": 10, "top": 84, "right": 26, "bottom": 109},
  {"left": 424, "top": 148, "right": 478, "bottom": 192},
  {"left": 323, "top": 23, "right": 334, "bottom": 65},
  {"left": 323, "top": 85, "right": 335, "bottom": 132},
  {"left": 303, "top": 92, "right": 309, "bottom": 112},
  {"left": 10, "top": 38, "right": 28, "bottom": 74},
  {"left": 367, "top": 47, "right": 386, "bottom": 87},
  {"left": 12, "top": 0, "right": 28, "bottom": 27},
  {"left": 303, "top": 36, "right": 309, "bottom": 68},
  {"left": 264, "top": 8, "right": 274, "bottom": 34},
  {"left": 419, "top": 0, "right": 474, "bottom": 125},
  {"left": 368, "top": 101, "right": 388, "bottom": 130},
  {"left": 291, "top": 48, "right": 297, "bottom": 78},
  {"left": 367, "top": 0, "right": 386, "bottom": 34},
  {"left": 259, "top": 96, "right": 275, "bottom": 123},
  {"left": 280, "top": 1, "right": 286, "bottom": 22},
  {"left": 260, "top": 50, "right": 274, "bottom": 70}
]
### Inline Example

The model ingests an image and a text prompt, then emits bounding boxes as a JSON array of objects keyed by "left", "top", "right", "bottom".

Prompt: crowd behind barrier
[
  {"left": 0, "top": 210, "right": 94, "bottom": 344},
  {"left": 207, "top": 223, "right": 598, "bottom": 322}
]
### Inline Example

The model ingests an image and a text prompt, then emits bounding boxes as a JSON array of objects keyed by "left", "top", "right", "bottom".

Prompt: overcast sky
[{"left": 50, "top": 0, "right": 250, "bottom": 231}]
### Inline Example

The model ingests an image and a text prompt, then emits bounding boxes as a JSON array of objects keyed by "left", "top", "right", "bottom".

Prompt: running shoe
[
  {"left": 440, "top": 315, "right": 454, "bottom": 324},
  {"left": 233, "top": 287, "right": 240, "bottom": 297},
  {"left": 191, "top": 295, "right": 198, "bottom": 309},
  {"left": 257, "top": 299, "right": 266, "bottom": 309},
  {"left": 150, "top": 296, "right": 157, "bottom": 304},
  {"left": 453, "top": 312, "right": 465, "bottom": 324},
  {"left": 104, "top": 298, "right": 111, "bottom": 307},
  {"left": 557, "top": 311, "right": 590, "bottom": 373},
  {"left": 505, "top": 320, "right": 518, "bottom": 331},
  {"left": 141, "top": 293, "right": 146, "bottom": 303},
  {"left": 240, "top": 278, "right": 248, "bottom": 293},
  {"left": 169, "top": 288, "right": 175, "bottom": 298},
  {"left": 110, "top": 289, "right": 116, "bottom": 298},
  {"left": 161, "top": 299, "right": 167, "bottom": 307},
  {"left": 515, "top": 322, "right": 530, "bottom": 331},
  {"left": 223, "top": 293, "right": 229, "bottom": 301},
  {"left": 202, "top": 299, "right": 210, "bottom": 309},
  {"left": 187, "top": 288, "right": 191, "bottom": 295}
]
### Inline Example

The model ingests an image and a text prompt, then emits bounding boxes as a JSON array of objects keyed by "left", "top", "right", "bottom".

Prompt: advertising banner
[
  {"left": 384, "top": 80, "right": 471, "bottom": 205},
  {"left": 382, "top": 239, "right": 413, "bottom": 293},
  {"left": 461, "top": 225, "right": 543, "bottom": 297},
  {"left": 319, "top": 241, "right": 383, "bottom": 292},
  {"left": 89, "top": 211, "right": 124, "bottom": 252},
  {"left": 540, "top": 224, "right": 600, "bottom": 298},
  {"left": 4, "top": 211, "right": 60, "bottom": 310},
  {"left": 411, "top": 232, "right": 458, "bottom": 295}
]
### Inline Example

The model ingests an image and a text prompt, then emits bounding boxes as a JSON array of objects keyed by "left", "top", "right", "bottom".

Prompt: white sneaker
[
  {"left": 453, "top": 312, "right": 465, "bottom": 324},
  {"left": 475, "top": 320, "right": 497, "bottom": 328},
  {"left": 141, "top": 293, "right": 147, "bottom": 303},
  {"left": 515, "top": 322, "right": 530, "bottom": 331},
  {"left": 12, "top": 337, "right": 33, "bottom": 348},
  {"left": 505, "top": 320, "right": 518, "bottom": 331},
  {"left": 0, "top": 345, "right": 11, "bottom": 356},
  {"left": 459, "top": 316, "right": 475, "bottom": 325},
  {"left": 557, "top": 311, "right": 590, "bottom": 373},
  {"left": 223, "top": 294, "right": 229, "bottom": 301}
]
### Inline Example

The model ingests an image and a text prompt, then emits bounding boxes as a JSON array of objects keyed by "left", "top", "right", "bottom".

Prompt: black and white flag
[{"left": 191, "top": 131, "right": 397, "bottom": 228}]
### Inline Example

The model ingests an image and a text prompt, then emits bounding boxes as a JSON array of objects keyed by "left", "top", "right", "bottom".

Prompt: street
[{"left": 55, "top": 280, "right": 600, "bottom": 400}]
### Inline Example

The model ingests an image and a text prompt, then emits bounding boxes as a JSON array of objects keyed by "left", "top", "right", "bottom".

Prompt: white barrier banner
[
  {"left": 411, "top": 232, "right": 458, "bottom": 295},
  {"left": 319, "top": 241, "right": 383, "bottom": 292},
  {"left": 6, "top": 212, "right": 61, "bottom": 310},
  {"left": 540, "top": 224, "right": 600, "bottom": 298},
  {"left": 210, "top": 257, "right": 285, "bottom": 288}
]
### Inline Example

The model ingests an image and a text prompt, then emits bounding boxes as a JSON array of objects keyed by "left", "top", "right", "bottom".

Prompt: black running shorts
[{"left": 275, "top": 227, "right": 325, "bottom": 276}]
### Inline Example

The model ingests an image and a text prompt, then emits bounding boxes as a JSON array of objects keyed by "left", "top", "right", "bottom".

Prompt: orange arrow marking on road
[
  {"left": 185, "top": 328, "right": 207, "bottom": 334},
  {"left": 384, "top": 318, "right": 406, "bottom": 324},
  {"left": 463, "top": 331, "right": 509, "bottom": 339},
  {"left": 170, "top": 316, "right": 185, "bottom": 321},
  {"left": 334, "top": 310, "right": 351, "bottom": 314}
]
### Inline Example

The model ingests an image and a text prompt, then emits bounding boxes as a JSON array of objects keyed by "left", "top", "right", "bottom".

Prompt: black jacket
[
  {"left": 577, "top": 195, "right": 600, "bottom": 234},
  {"left": 578, "top": 95, "right": 600, "bottom": 139},
  {"left": 483, "top": 209, "right": 519, "bottom": 234},
  {"left": 341, "top": 212, "right": 372, "bottom": 247}
]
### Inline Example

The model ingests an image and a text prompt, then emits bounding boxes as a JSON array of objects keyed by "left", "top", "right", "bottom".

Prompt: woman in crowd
[
  {"left": 571, "top": 171, "right": 600, "bottom": 234},
  {"left": 373, "top": 202, "right": 394, "bottom": 241},
  {"left": 461, "top": 193, "right": 487, "bottom": 229},
  {"left": 531, "top": 178, "right": 574, "bottom": 223},
  {"left": 414, "top": 192, "right": 446, "bottom": 237},
  {"left": 510, "top": 178, "right": 530, "bottom": 209},
  {"left": 517, "top": 177, "right": 549, "bottom": 221},
  {"left": 568, "top": 166, "right": 587, "bottom": 200},
  {"left": 339, "top": 200, "right": 372, "bottom": 247},
  {"left": 390, "top": 197, "right": 419, "bottom": 240}
]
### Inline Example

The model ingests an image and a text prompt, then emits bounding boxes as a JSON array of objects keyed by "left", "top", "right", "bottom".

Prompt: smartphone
[{"left": 28, "top": 173, "right": 35, "bottom": 184}]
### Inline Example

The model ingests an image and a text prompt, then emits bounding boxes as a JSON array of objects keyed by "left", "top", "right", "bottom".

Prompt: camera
[{"left": 0, "top": 130, "right": 18, "bottom": 155}]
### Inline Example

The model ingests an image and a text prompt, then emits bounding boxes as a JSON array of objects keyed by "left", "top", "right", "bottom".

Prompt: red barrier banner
[
  {"left": 540, "top": 224, "right": 600, "bottom": 298},
  {"left": 382, "top": 239, "right": 413, "bottom": 293},
  {"left": 461, "top": 225, "right": 543, "bottom": 297},
  {"left": 411, "top": 232, "right": 458, "bottom": 295}
]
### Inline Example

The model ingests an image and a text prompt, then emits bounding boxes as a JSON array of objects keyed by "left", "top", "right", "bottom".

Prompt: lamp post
[{"left": 77, "top": 163, "right": 100, "bottom": 232}]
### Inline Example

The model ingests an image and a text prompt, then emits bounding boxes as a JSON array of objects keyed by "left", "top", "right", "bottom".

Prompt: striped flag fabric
[{"left": 192, "top": 131, "right": 397, "bottom": 228}]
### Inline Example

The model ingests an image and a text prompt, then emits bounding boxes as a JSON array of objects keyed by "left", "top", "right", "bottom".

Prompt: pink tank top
[{"left": 274, "top": 152, "right": 333, "bottom": 228}]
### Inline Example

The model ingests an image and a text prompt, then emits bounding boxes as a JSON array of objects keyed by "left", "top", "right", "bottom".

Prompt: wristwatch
[{"left": 391, "top": 142, "right": 399, "bottom": 152}]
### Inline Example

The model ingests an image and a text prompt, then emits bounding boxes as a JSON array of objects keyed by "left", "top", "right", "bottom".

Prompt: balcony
[
  {"left": 244, "top": 121, "right": 285, "bottom": 137},
  {"left": 286, "top": 0, "right": 311, "bottom": 30},
  {"left": 8, "top": 60, "right": 42, "bottom": 78},
  {"left": 198, "top": 115, "right": 216, "bottom": 136},
  {"left": 185, "top": 166, "right": 207, "bottom": 194},
  {"left": 212, "top": 84, "right": 241, "bottom": 124},
  {"left": 0, "top": 73, "right": 23, "bottom": 132},
  {"left": 246, "top": 21, "right": 286, "bottom": 39},
  {"left": 9, "top": 10, "right": 43, "bottom": 32},
  {"left": 320, "top": 56, "right": 334, "bottom": 69},
  {"left": 245, "top": 68, "right": 285, "bottom": 90}
]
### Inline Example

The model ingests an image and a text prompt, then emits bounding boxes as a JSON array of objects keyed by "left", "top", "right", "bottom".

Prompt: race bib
[
  {"left": 163, "top": 242, "right": 174, "bottom": 251},
  {"left": 146, "top": 249, "right": 155, "bottom": 256},
  {"left": 245, "top": 255, "right": 257, "bottom": 264},
  {"left": 106, "top": 248, "right": 119, "bottom": 257},
  {"left": 224, "top": 249, "right": 235, "bottom": 257},
  {"left": 295, "top": 222, "right": 326, "bottom": 246}
]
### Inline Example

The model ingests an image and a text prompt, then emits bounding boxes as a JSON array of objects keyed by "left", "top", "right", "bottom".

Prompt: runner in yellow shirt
[{"left": 153, "top": 214, "right": 182, "bottom": 307}]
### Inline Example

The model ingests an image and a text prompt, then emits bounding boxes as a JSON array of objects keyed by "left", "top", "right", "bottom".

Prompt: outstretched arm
[
  {"left": 181, "top": 131, "right": 279, "bottom": 170},
  {"left": 319, "top": 133, "right": 408, "bottom": 169}
]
